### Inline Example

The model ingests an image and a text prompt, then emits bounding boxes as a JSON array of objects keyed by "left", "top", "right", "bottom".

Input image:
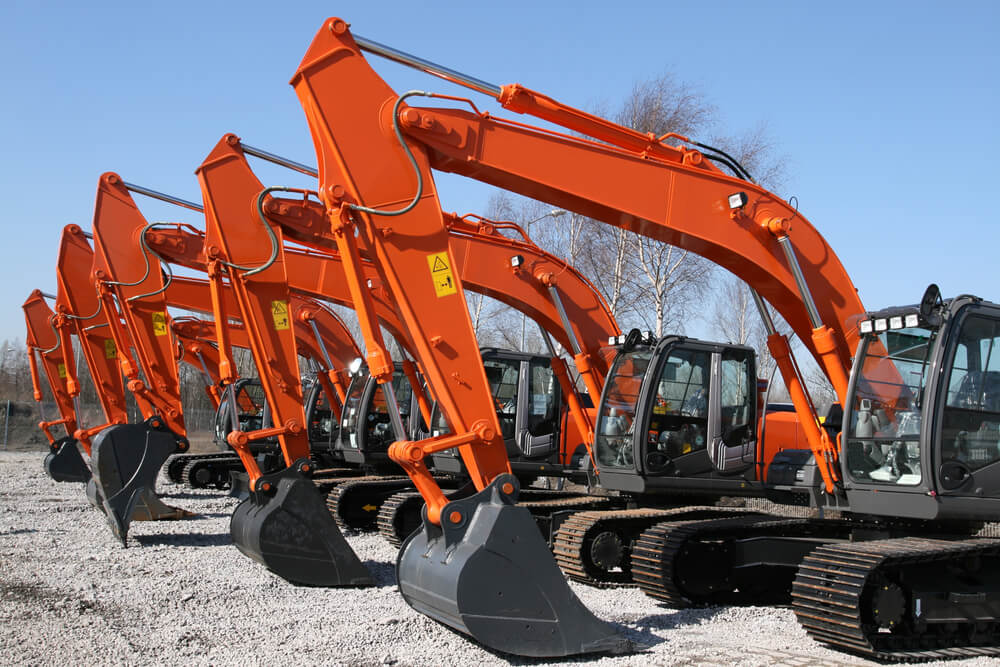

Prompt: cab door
[
  {"left": 483, "top": 356, "right": 522, "bottom": 457},
  {"left": 707, "top": 347, "right": 757, "bottom": 474},
  {"left": 641, "top": 344, "right": 712, "bottom": 477},
  {"left": 517, "top": 357, "right": 561, "bottom": 458},
  {"left": 934, "top": 307, "right": 1000, "bottom": 499}
]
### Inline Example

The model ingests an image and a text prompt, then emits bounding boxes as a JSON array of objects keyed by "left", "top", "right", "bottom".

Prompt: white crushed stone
[{"left": 1, "top": 451, "right": 997, "bottom": 666}]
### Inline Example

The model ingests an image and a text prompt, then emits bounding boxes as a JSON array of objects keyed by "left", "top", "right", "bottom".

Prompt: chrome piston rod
[
  {"left": 354, "top": 34, "right": 502, "bottom": 97},
  {"left": 776, "top": 235, "right": 823, "bottom": 330},
  {"left": 546, "top": 286, "right": 583, "bottom": 356},
  {"left": 241, "top": 143, "right": 318, "bottom": 178},
  {"left": 307, "top": 319, "right": 336, "bottom": 371},
  {"left": 123, "top": 182, "right": 204, "bottom": 213}
]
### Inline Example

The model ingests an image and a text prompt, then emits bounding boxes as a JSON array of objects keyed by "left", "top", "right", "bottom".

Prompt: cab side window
[
  {"left": 721, "top": 349, "right": 753, "bottom": 445},
  {"left": 527, "top": 359, "right": 559, "bottom": 437},
  {"left": 942, "top": 315, "right": 1000, "bottom": 471},
  {"left": 484, "top": 359, "right": 520, "bottom": 440}
]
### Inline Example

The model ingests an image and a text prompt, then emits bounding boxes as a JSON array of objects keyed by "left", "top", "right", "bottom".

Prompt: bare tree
[
  {"left": 631, "top": 239, "right": 713, "bottom": 336},
  {"left": 710, "top": 274, "right": 790, "bottom": 384}
]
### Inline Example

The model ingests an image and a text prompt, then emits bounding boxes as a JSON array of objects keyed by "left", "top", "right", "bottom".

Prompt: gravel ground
[{"left": 1, "top": 450, "right": 998, "bottom": 667}]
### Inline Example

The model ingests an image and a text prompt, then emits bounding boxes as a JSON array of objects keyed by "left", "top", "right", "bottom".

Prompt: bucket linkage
[
  {"left": 44, "top": 436, "right": 91, "bottom": 483},
  {"left": 230, "top": 458, "right": 374, "bottom": 587},
  {"left": 89, "top": 416, "right": 194, "bottom": 545},
  {"left": 397, "top": 473, "right": 635, "bottom": 658}
]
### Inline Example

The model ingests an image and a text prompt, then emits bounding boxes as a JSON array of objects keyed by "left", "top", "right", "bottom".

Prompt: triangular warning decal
[{"left": 431, "top": 256, "right": 449, "bottom": 272}]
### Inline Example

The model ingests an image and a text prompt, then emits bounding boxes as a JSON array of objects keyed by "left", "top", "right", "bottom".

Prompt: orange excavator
[
  {"left": 52, "top": 225, "right": 192, "bottom": 530},
  {"left": 272, "top": 18, "right": 1000, "bottom": 660},
  {"left": 86, "top": 174, "right": 201, "bottom": 544},
  {"left": 23, "top": 290, "right": 89, "bottom": 482}
]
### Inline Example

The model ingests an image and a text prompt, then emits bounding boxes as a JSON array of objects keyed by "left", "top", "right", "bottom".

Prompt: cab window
[
  {"left": 846, "top": 327, "right": 932, "bottom": 485},
  {"left": 484, "top": 359, "right": 520, "bottom": 441},
  {"left": 646, "top": 349, "right": 710, "bottom": 460},
  {"left": 527, "top": 359, "right": 558, "bottom": 437},
  {"left": 595, "top": 349, "right": 652, "bottom": 469},
  {"left": 721, "top": 349, "right": 753, "bottom": 443},
  {"left": 941, "top": 315, "right": 1000, "bottom": 471}
]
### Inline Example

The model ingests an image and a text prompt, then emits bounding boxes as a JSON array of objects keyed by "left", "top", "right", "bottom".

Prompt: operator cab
[
  {"left": 337, "top": 361, "right": 423, "bottom": 471},
  {"left": 213, "top": 378, "right": 273, "bottom": 453},
  {"left": 429, "top": 348, "right": 569, "bottom": 477},
  {"left": 593, "top": 331, "right": 758, "bottom": 495},
  {"left": 304, "top": 377, "right": 343, "bottom": 465},
  {"left": 841, "top": 285, "right": 1000, "bottom": 520}
]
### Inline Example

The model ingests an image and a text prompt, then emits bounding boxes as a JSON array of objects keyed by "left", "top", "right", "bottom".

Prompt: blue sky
[{"left": 2, "top": 1, "right": 998, "bottom": 345}]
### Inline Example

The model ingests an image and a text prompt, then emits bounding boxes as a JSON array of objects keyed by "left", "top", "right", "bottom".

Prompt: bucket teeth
[
  {"left": 230, "top": 459, "right": 374, "bottom": 587},
  {"left": 44, "top": 437, "right": 91, "bottom": 483},
  {"left": 89, "top": 419, "right": 194, "bottom": 545},
  {"left": 397, "top": 474, "right": 635, "bottom": 658}
]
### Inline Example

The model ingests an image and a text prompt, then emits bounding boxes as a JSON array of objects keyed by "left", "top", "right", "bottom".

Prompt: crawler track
[
  {"left": 552, "top": 506, "right": 757, "bottom": 588},
  {"left": 325, "top": 476, "right": 411, "bottom": 530},
  {"left": 165, "top": 453, "right": 234, "bottom": 484},
  {"left": 793, "top": 537, "right": 1000, "bottom": 661},
  {"left": 376, "top": 488, "right": 616, "bottom": 548},
  {"left": 377, "top": 490, "right": 424, "bottom": 547},
  {"left": 632, "top": 514, "right": 803, "bottom": 606},
  {"left": 181, "top": 455, "right": 242, "bottom": 489}
]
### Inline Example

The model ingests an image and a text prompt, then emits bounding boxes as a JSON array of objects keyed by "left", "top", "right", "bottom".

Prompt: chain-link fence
[
  {"left": 0, "top": 398, "right": 218, "bottom": 452},
  {"left": 0, "top": 399, "right": 50, "bottom": 451}
]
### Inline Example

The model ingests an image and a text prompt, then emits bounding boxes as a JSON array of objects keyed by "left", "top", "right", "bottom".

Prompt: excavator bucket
[
  {"left": 397, "top": 474, "right": 634, "bottom": 657},
  {"left": 230, "top": 459, "right": 373, "bottom": 587},
  {"left": 228, "top": 470, "right": 251, "bottom": 500},
  {"left": 44, "top": 437, "right": 91, "bottom": 483},
  {"left": 90, "top": 417, "right": 194, "bottom": 545}
]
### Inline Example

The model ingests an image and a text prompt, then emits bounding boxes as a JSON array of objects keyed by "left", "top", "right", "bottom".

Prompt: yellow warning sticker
[
  {"left": 151, "top": 311, "right": 168, "bottom": 336},
  {"left": 271, "top": 300, "right": 291, "bottom": 331},
  {"left": 426, "top": 252, "right": 457, "bottom": 298},
  {"left": 104, "top": 339, "right": 117, "bottom": 359},
  {"left": 57, "top": 363, "right": 67, "bottom": 379}
]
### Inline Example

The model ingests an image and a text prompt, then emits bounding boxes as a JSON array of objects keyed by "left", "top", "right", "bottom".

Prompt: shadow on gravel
[
  {"left": 133, "top": 532, "right": 232, "bottom": 547},
  {"left": 0, "top": 528, "right": 38, "bottom": 536},
  {"left": 364, "top": 560, "right": 398, "bottom": 587},
  {"left": 631, "top": 605, "right": 728, "bottom": 631},
  {"left": 1, "top": 579, "right": 50, "bottom": 604}
]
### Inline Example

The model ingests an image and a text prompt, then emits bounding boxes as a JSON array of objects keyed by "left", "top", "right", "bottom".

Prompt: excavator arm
[
  {"left": 54, "top": 224, "right": 193, "bottom": 535},
  {"left": 290, "top": 20, "right": 631, "bottom": 656},
  {"left": 193, "top": 136, "right": 374, "bottom": 588},
  {"left": 23, "top": 290, "right": 91, "bottom": 483},
  {"left": 54, "top": 225, "right": 129, "bottom": 438},
  {"left": 23, "top": 291, "right": 78, "bottom": 446},
  {"left": 90, "top": 173, "right": 187, "bottom": 438}
]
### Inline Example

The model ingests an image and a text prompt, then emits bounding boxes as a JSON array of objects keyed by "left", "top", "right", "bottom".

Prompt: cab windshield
[
  {"left": 847, "top": 326, "right": 934, "bottom": 485},
  {"left": 595, "top": 348, "right": 652, "bottom": 469}
]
